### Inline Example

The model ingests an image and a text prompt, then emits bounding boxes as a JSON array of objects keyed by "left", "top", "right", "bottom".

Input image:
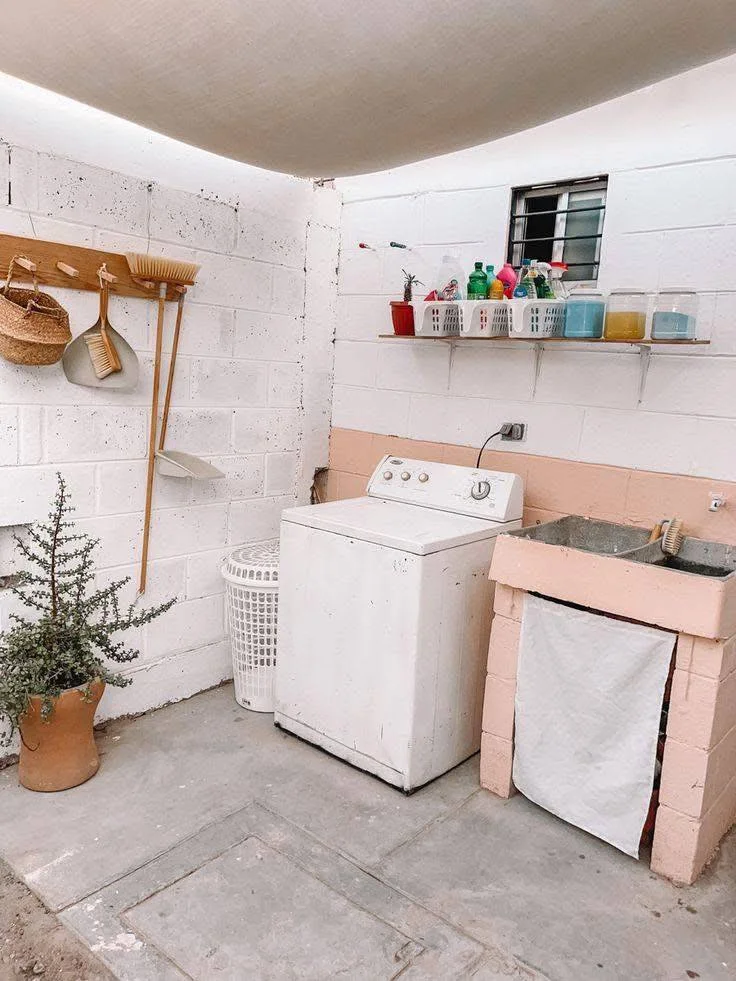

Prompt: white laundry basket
[{"left": 222, "top": 540, "right": 279, "bottom": 712}]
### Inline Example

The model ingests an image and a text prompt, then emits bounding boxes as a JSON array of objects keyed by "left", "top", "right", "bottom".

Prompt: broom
[{"left": 125, "top": 253, "right": 200, "bottom": 593}]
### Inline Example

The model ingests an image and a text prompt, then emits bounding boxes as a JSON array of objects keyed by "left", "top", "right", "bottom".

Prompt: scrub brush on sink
[{"left": 661, "top": 518, "right": 684, "bottom": 556}]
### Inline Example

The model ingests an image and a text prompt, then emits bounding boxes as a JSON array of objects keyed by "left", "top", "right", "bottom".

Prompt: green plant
[
  {"left": 402, "top": 269, "right": 422, "bottom": 303},
  {"left": 0, "top": 474, "right": 174, "bottom": 745}
]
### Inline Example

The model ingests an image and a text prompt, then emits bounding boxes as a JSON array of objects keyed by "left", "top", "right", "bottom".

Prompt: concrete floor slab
[
  {"left": 126, "top": 837, "right": 420, "bottom": 980},
  {"left": 0, "top": 686, "right": 478, "bottom": 910},
  {"left": 1, "top": 685, "right": 734, "bottom": 980},
  {"left": 377, "top": 791, "right": 736, "bottom": 981},
  {"left": 60, "top": 803, "right": 490, "bottom": 980}
]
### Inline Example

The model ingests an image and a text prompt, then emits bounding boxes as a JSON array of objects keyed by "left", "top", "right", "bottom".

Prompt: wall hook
[
  {"left": 97, "top": 263, "right": 117, "bottom": 285},
  {"left": 56, "top": 261, "right": 79, "bottom": 278}
]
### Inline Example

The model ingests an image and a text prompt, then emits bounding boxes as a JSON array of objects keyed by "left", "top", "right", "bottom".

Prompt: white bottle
[{"left": 435, "top": 255, "right": 466, "bottom": 300}]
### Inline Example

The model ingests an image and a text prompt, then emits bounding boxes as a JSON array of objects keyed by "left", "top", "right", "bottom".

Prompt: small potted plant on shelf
[
  {"left": 390, "top": 269, "right": 422, "bottom": 336},
  {"left": 0, "top": 474, "right": 174, "bottom": 792}
]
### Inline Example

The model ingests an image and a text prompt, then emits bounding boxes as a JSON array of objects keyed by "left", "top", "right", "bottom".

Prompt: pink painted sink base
[{"left": 481, "top": 579, "right": 736, "bottom": 885}]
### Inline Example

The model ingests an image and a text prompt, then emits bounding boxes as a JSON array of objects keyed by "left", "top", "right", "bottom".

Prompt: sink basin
[
  {"left": 622, "top": 537, "right": 736, "bottom": 580},
  {"left": 509, "top": 515, "right": 651, "bottom": 555},
  {"left": 493, "top": 515, "right": 736, "bottom": 639}
]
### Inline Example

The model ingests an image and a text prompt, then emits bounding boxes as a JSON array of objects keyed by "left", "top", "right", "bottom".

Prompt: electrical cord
[{"left": 475, "top": 431, "right": 503, "bottom": 469}]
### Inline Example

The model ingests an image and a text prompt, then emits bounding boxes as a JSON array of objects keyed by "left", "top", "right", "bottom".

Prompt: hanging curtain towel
[{"left": 513, "top": 594, "right": 675, "bottom": 858}]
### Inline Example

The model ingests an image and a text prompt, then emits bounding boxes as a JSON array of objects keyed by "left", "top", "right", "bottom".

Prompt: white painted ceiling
[{"left": 3, "top": 1, "right": 736, "bottom": 177}]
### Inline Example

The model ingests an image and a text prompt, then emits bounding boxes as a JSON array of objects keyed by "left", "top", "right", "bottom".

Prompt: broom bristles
[{"left": 125, "top": 253, "right": 200, "bottom": 285}]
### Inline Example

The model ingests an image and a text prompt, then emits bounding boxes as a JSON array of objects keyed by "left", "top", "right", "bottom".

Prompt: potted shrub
[
  {"left": 390, "top": 270, "right": 422, "bottom": 336},
  {"left": 0, "top": 474, "right": 174, "bottom": 792}
]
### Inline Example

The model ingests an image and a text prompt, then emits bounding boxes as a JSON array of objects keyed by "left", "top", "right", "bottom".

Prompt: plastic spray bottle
[{"left": 514, "top": 259, "right": 535, "bottom": 298}]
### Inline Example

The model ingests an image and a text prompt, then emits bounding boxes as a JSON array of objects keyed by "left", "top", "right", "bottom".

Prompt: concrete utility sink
[
  {"left": 623, "top": 537, "right": 736, "bottom": 580},
  {"left": 511, "top": 515, "right": 652, "bottom": 555},
  {"left": 496, "top": 516, "right": 736, "bottom": 639},
  {"left": 486, "top": 515, "right": 736, "bottom": 887}
]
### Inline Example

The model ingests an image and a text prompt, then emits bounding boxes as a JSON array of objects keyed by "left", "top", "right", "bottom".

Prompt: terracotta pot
[
  {"left": 18, "top": 680, "right": 105, "bottom": 792},
  {"left": 390, "top": 300, "right": 415, "bottom": 336}
]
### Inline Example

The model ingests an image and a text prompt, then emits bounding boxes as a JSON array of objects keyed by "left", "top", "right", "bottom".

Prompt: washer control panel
[{"left": 367, "top": 455, "right": 523, "bottom": 522}]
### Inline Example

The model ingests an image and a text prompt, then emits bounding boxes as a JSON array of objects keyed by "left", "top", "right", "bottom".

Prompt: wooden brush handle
[
  {"left": 139, "top": 286, "right": 167, "bottom": 594},
  {"left": 648, "top": 522, "right": 662, "bottom": 543},
  {"left": 158, "top": 291, "right": 185, "bottom": 452}
]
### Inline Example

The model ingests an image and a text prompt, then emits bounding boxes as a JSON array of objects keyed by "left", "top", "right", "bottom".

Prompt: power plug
[{"left": 500, "top": 422, "right": 526, "bottom": 441}]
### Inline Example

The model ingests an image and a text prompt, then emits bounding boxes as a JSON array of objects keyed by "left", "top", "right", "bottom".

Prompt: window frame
[{"left": 507, "top": 175, "right": 608, "bottom": 285}]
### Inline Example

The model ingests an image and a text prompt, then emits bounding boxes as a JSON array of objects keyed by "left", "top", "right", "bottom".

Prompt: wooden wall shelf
[{"left": 0, "top": 234, "right": 183, "bottom": 301}]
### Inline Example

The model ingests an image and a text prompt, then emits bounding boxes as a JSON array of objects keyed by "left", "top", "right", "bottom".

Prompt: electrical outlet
[{"left": 501, "top": 422, "right": 526, "bottom": 442}]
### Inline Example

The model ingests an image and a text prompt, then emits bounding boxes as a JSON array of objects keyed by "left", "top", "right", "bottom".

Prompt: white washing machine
[{"left": 274, "top": 455, "right": 523, "bottom": 791}]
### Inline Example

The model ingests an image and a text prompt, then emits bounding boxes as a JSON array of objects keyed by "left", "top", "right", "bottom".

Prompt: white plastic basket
[
  {"left": 507, "top": 299, "right": 566, "bottom": 338},
  {"left": 460, "top": 300, "right": 509, "bottom": 337},
  {"left": 222, "top": 540, "right": 279, "bottom": 712},
  {"left": 412, "top": 301, "right": 462, "bottom": 336}
]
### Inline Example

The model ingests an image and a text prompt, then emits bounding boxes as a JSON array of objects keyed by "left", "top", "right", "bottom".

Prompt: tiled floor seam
[
  {"left": 61, "top": 801, "right": 478, "bottom": 980},
  {"left": 64, "top": 910, "right": 197, "bottom": 981},
  {"left": 47, "top": 796, "right": 261, "bottom": 913},
  {"left": 251, "top": 799, "right": 542, "bottom": 977},
  {"left": 377, "top": 786, "right": 484, "bottom": 864}
]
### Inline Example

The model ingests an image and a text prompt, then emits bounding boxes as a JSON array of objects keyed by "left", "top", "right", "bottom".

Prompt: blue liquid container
[
  {"left": 652, "top": 290, "right": 698, "bottom": 339},
  {"left": 564, "top": 291, "right": 605, "bottom": 338}
]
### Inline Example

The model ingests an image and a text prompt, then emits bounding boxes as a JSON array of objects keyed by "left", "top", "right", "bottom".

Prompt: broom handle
[
  {"left": 139, "top": 284, "right": 167, "bottom": 593},
  {"left": 158, "top": 291, "right": 185, "bottom": 452}
]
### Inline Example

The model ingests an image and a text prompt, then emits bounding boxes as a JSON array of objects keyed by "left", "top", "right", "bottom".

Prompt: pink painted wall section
[{"left": 327, "top": 427, "right": 736, "bottom": 546}]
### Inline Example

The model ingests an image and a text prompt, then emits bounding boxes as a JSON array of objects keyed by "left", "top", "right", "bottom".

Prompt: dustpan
[
  {"left": 156, "top": 449, "right": 225, "bottom": 480},
  {"left": 154, "top": 291, "right": 225, "bottom": 481},
  {"left": 63, "top": 286, "right": 139, "bottom": 390}
]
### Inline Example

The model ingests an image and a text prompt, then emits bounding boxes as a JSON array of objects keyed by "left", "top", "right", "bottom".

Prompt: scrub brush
[
  {"left": 661, "top": 518, "right": 684, "bottom": 556},
  {"left": 84, "top": 331, "right": 120, "bottom": 378},
  {"left": 85, "top": 285, "right": 122, "bottom": 379}
]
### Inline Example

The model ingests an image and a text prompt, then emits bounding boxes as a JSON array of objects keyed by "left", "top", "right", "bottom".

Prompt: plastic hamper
[{"left": 222, "top": 540, "right": 280, "bottom": 712}]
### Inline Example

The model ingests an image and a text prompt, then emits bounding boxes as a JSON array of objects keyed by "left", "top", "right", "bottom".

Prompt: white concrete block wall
[
  {"left": 333, "top": 57, "right": 736, "bottom": 483},
  {"left": 0, "top": 107, "right": 339, "bottom": 745}
]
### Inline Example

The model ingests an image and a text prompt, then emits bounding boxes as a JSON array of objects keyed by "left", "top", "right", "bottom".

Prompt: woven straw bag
[{"left": 0, "top": 255, "right": 71, "bottom": 365}]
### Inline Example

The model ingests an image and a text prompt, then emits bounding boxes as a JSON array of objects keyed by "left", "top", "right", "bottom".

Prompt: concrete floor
[{"left": 0, "top": 685, "right": 734, "bottom": 981}]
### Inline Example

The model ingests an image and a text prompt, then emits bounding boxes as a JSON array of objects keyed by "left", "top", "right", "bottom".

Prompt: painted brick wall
[
  {"left": 332, "top": 55, "right": 736, "bottom": 485},
  {"left": 0, "top": 92, "right": 340, "bottom": 743}
]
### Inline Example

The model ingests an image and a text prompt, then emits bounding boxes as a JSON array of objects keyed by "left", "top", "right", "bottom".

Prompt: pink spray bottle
[{"left": 496, "top": 262, "right": 517, "bottom": 299}]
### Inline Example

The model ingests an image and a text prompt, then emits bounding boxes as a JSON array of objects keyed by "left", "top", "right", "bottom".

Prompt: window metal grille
[{"left": 507, "top": 176, "right": 608, "bottom": 283}]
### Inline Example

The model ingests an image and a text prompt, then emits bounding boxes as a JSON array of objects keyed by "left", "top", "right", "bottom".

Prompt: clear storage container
[
  {"left": 652, "top": 289, "right": 698, "bottom": 340},
  {"left": 604, "top": 290, "right": 647, "bottom": 340},
  {"left": 564, "top": 290, "right": 606, "bottom": 338}
]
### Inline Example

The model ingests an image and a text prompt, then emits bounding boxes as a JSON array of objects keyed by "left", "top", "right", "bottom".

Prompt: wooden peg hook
[
  {"left": 56, "top": 261, "right": 79, "bottom": 278},
  {"left": 97, "top": 264, "right": 117, "bottom": 284},
  {"left": 14, "top": 256, "right": 36, "bottom": 273}
]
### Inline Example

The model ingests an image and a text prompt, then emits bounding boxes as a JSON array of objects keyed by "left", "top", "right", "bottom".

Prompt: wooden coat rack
[{"left": 0, "top": 233, "right": 183, "bottom": 301}]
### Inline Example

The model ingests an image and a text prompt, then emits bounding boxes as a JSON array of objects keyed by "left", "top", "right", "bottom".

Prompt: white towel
[{"left": 513, "top": 594, "right": 675, "bottom": 858}]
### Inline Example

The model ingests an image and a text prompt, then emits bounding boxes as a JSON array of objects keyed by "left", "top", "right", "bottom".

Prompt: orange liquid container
[{"left": 604, "top": 290, "right": 647, "bottom": 340}]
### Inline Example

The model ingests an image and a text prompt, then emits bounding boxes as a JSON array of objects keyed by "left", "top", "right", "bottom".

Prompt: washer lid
[{"left": 281, "top": 497, "right": 512, "bottom": 555}]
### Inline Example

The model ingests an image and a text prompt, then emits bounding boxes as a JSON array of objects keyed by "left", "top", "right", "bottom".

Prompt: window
[{"left": 507, "top": 176, "right": 607, "bottom": 283}]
